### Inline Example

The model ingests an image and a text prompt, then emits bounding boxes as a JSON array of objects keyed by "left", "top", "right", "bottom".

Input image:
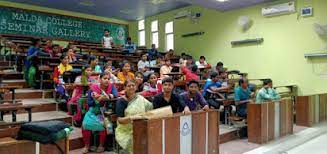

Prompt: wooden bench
[
  {"left": 0, "top": 85, "right": 23, "bottom": 104},
  {"left": 0, "top": 129, "right": 69, "bottom": 154},
  {"left": 0, "top": 104, "right": 40, "bottom": 122}
]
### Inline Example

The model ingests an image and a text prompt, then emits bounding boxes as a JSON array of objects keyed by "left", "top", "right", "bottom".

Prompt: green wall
[{"left": 129, "top": 0, "right": 327, "bottom": 96}]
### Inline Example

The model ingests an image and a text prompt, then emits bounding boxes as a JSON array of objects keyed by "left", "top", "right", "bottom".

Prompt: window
[
  {"left": 138, "top": 20, "right": 145, "bottom": 46},
  {"left": 151, "top": 20, "right": 159, "bottom": 48},
  {"left": 165, "top": 21, "right": 174, "bottom": 51}
]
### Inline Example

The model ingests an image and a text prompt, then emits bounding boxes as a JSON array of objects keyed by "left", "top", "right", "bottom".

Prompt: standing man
[{"left": 101, "top": 29, "right": 114, "bottom": 49}]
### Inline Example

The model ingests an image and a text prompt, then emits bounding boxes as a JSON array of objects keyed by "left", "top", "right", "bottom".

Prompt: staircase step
[
  {"left": 20, "top": 98, "right": 57, "bottom": 113},
  {"left": 4, "top": 89, "right": 53, "bottom": 99},
  {"left": 3, "top": 111, "right": 72, "bottom": 124},
  {"left": 0, "top": 71, "right": 23, "bottom": 80},
  {"left": 2, "top": 79, "right": 27, "bottom": 88},
  {"left": 69, "top": 126, "right": 84, "bottom": 150},
  {"left": 0, "top": 61, "right": 14, "bottom": 66},
  {"left": 219, "top": 125, "right": 240, "bottom": 144}
]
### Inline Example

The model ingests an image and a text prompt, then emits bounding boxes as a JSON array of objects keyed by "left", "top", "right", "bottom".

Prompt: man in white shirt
[
  {"left": 101, "top": 29, "right": 114, "bottom": 49},
  {"left": 195, "top": 56, "right": 208, "bottom": 69},
  {"left": 138, "top": 54, "right": 150, "bottom": 72}
]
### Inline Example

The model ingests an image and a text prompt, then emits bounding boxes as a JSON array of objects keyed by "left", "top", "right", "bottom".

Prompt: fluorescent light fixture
[{"left": 216, "top": 0, "right": 229, "bottom": 2}]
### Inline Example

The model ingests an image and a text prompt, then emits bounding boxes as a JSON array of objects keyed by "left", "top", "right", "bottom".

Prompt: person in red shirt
[
  {"left": 44, "top": 39, "right": 53, "bottom": 54},
  {"left": 181, "top": 64, "right": 199, "bottom": 81}
]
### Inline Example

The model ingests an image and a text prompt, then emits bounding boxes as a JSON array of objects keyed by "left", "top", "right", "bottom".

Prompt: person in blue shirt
[
  {"left": 234, "top": 78, "right": 254, "bottom": 117},
  {"left": 148, "top": 44, "right": 159, "bottom": 60},
  {"left": 25, "top": 39, "right": 50, "bottom": 88},
  {"left": 203, "top": 72, "right": 229, "bottom": 110},
  {"left": 202, "top": 72, "right": 228, "bottom": 97},
  {"left": 124, "top": 37, "right": 136, "bottom": 54}
]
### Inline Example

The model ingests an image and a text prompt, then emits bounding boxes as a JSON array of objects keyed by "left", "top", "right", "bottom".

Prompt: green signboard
[{"left": 0, "top": 7, "right": 128, "bottom": 44}]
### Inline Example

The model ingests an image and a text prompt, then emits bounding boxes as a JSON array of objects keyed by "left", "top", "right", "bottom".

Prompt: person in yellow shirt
[
  {"left": 117, "top": 62, "right": 135, "bottom": 83},
  {"left": 58, "top": 54, "right": 73, "bottom": 75},
  {"left": 54, "top": 54, "right": 73, "bottom": 101}
]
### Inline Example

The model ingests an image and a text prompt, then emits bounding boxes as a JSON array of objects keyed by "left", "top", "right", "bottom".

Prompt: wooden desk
[
  {"left": 296, "top": 94, "right": 327, "bottom": 127},
  {"left": 133, "top": 110, "right": 219, "bottom": 154},
  {"left": 0, "top": 104, "right": 40, "bottom": 122},
  {"left": 164, "top": 72, "right": 183, "bottom": 80},
  {"left": 0, "top": 85, "right": 23, "bottom": 103},
  {"left": 248, "top": 98, "right": 293, "bottom": 144},
  {"left": 38, "top": 66, "right": 53, "bottom": 90}
]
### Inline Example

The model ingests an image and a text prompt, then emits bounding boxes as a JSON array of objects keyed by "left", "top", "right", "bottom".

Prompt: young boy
[
  {"left": 138, "top": 54, "right": 150, "bottom": 73},
  {"left": 101, "top": 29, "right": 114, "bottom": 49},
  {"left": 196, "top": 56, "right": 209, "bottom": 69},
  {"left": 124, "top": 37, "right": 136, "bottom": 53},
  {"left": 180, "top": 80, "right": 209, "bottom": 111},
  {"left": 153, "top": 77, "right": 191, "bottom": 114},
  {"left": 256, "top": 79, "right": 281, "bottom": 103}
]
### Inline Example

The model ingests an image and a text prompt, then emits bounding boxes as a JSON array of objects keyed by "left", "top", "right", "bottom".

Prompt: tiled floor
[
  {"left": 219, "top": 125, "right": 309, "bottom": 154},
  {"left": 245, "top": 122, "right": 327, "bottom": 154}
]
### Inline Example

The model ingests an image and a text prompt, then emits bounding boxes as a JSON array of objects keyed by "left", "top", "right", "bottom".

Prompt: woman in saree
[
  {"left": 115, "top": 79, "right": 153, "bottom": 153},
  {"left": 82, "top": 73, "right": 118, "bottom": 153},
  {"left": 67, "top": 66, "right": 98, "bottom": 124}
]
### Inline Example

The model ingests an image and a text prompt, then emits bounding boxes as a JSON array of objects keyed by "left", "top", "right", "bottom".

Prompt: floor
[
  {"left": 287, "top": 132, "right": 327, "bottom": 154},
  {"left": 219, "top": 125, "right": 308, "bottom": 154},
  {"left": 244, "top": 122, "right": 327, "bottom": 154}
]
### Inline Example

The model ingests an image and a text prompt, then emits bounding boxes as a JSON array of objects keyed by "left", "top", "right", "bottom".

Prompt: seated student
[
  {"left": 203, "top": 72, "right": 229, "bottom": 108},
  {"left": 153, "top": 77, "right": 191, "bottom": 114},
  {"left": 256, "top": 79, "right": 281, "bottom": 103},
  {"left": 89, "top": 56, "right": 102, "bottom": 73},
  {"left": 181, "top": 62, "right": 199, "bottom": 82},
  {"left": 51, "top": 44, "right": 62, "bottom": 57},
  {"left": 150, "top": 55, "right": 165, "bottom": 67},
  {"left": 53, "top": 54, "right": 73, "bottom": 101},
  {"left": 135, "top": 72, "right": 145, "bottom": 92},
  {"left": 160, "top": 59, "right": 173, "bottom": 79},
  {"left": 148, "top": 44, "right": 159, "bottom": 60},
  {"left": 105, "top": 58, "right": 117, "bottom": 73},
  {"left": 142, "top": 73, "right": 162, "bottom": 96},
  {"left": 82, "top": 73, "right": 118, "bottom": 153},
  {"left": 165, "top": 49, "right": 175, "bottom": 60},
  {"left": 137, "top": 54, "right": 150, "bottom": 73},
  {"left": 104, "top": 65, "right": 120, "bottom": 83},
  {"left": 116, "top": 79, "right": 153, "bottom": 154},
  {"left": 25, "top": 39, "right": 50, "bottom": 88},
  {"left": 179, "top": 53, "right": 187, "bottom": 64},
  {"left": 124, "top": 37, "right": 136, "bottom": 53},
  {"left": 180, "top": 80, "right": 209, "bottom": 111},
  {"left": 196, "top": 56, "right": 210, "bottom": 69},
  {"left": 212, "top": 62, "right": 226, "bottom": 75},
  {"left": 117, "top": 62, "right": 135, "bottom": 83},
  {"left": 67, "top": 48, "right": 77, "bottom": 63},
  {"left": 44, "top": 39, "right": 53, "bottom": 55},
  {"left": 234, "top": 78, "right": 253, "bottom": 117},
  {"left": 67, "top": 67, "right": 98, "bottom": 123}
]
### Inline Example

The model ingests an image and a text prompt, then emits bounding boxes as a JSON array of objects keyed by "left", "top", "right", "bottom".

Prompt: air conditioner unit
[
  {"left": 262, "top": 1, "right": 296, "bottom": 17},
  {"left": 174, "top": 10, "right": 191, "bottom": 19}
]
